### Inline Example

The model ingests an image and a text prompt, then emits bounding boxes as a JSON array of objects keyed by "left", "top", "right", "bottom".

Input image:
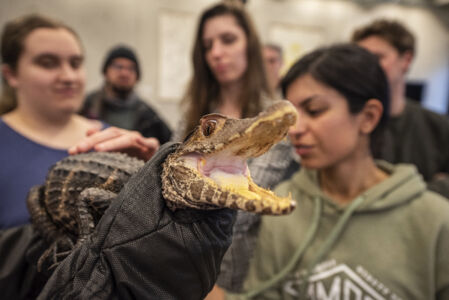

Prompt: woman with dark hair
[
  {"left": 175, "top": 1, "right": 272, "bottom": 141},
  {"left": 0, "top": 14, "right": 159, "bottom": 229},
  {"left": 223, "top": 44, "right": 449, "bottom": 299}
]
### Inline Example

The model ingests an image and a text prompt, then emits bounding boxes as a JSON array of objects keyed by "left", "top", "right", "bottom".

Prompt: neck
[
  {"left": 217, "top": 81, "right": 243, "bottom": 118},
  {"left": 269, "top": 80, "right": 280, "bottom": 95},
  {"left": 11, "top": 104, "right": 72, "bottom": 131},
  {"left": 389, "top": 80, "right": 406, "bottom": 117},
  {"left": 3, "top": 106, "right": 98, "bottom": 149},
  {"left": 319, "top": 147, "right": 387, "bottom": 205}
]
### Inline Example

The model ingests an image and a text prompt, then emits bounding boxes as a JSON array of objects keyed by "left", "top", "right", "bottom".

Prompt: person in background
[
  {"left": 263, "top": 43, "right": 284, "bottom": 98},
  {"left": 352, "top": 19, "right": 449, "bottom": 198},
  {"left": 0, "top": 14, "right": 158, "bottom": 229},
  {"left": 173, "top": 1, "right": 270, "bottom": 140},
  {"left": 79, "top": 44, "right": 172, "bottom": 144},
  {"left": 174, "top": 2, "right": 299, "bottom": 299},
  {"left": 173, "top": 0, "right": 298, "bottom": 191},
  {"left": 225, "top": 43, "right": 449, "bottom": 299}
]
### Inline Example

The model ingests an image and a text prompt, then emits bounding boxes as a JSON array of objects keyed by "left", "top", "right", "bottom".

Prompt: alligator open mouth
[
  {"left": 162, "top": 100, "right": 298, "bottom": 215},
  {"left": 181, "top": 151, "right": 254, "bottom": 196},
  {"left": 177, "top": 149, "right": 294, "bottom": 214}
]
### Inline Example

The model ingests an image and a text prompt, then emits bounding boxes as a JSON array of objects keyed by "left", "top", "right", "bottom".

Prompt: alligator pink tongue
[{"left": 179, "top": 152, "right": 249, "bottom": 178}]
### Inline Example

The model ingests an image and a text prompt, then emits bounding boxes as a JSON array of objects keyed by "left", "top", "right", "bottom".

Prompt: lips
[
  {"left": 294, "top": 144, "right": 314, "bottom": 156},
  {"left": 213, "top": 64, "right": 228, "bottom": 73},
  {"left": 55, "top": 87, "right": 80, "bottom": 97}
]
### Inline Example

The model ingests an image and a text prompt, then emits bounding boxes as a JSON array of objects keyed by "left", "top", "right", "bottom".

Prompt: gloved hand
[
  {"left": 0, "top": 225, "right": 50, "bottom": 299},
  {"left": 39, "top": 142, "right": 236, "bottom": 300}
]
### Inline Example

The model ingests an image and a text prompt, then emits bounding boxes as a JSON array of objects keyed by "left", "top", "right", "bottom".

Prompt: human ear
[
  {"left": 1, "top": 64, "right": 18, "bottom": 88},
  {"left": 359, "top": 99, "right": 383, "bottom": 134}
]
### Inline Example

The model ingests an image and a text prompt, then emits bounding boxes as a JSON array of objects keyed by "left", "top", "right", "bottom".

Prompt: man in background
[
  {"left": 80, "top": 45, "right": 172, "bottom": 144},
  {"left": 263, "top": 43, "right": 283, "bottom": 98},
  {"left": 352, "top": 19, "right": 449, "bottom": 198}
]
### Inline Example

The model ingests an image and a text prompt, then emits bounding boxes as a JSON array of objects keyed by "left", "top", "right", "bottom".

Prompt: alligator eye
[{"left": 203, "top": 120, "right": 217, "bottom": 136}]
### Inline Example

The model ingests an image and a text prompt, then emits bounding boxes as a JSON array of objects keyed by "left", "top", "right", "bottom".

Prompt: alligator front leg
[{"left": 76, "top": 187, "right": 117, "bottom": 245}]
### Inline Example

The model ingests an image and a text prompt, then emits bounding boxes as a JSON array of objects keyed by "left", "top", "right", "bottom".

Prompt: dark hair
[
  {"left": 180, "top": 0, "right": 270, "bottom": 139},
  {"left": 281, "top": 43, "right": 389, "bottom": 156},
  {"left": 351, "top": 19, "right": 415, "bottom": 55},
  {"left": 0, "top": 14, "right": 81, "bottom": 114}
]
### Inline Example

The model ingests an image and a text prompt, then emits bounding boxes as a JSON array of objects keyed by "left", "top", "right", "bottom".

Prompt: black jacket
[
  {"left": 80, "top": 89, "right": 172, "bottom": 144},
  {"left": 0, "top": 143, "right": 236, "bottom": 299},
  {"left": 377, "top": 100, "right": 449, "bottom": 198}
]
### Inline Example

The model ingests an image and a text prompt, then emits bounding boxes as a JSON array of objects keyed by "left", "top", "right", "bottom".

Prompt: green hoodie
[{"left": 227, "top": 161, "right": 449, "bottom": 300}]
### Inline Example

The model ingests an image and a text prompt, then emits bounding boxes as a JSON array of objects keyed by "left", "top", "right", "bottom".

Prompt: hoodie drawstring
[
  {"left": 242, "top": 195, "right": 367, "bottom": 299},
  {"left": 299, "top": 195, "right": 366, "bottom": 297},
  {"left": 242, "top": 196, "right": 323, "bottom": 299}
]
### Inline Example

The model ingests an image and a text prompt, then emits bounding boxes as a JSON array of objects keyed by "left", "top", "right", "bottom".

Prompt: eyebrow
[
  {"left": 33, "top": 52, "right": 84, "bottom": 60},
  {"left": 203, "top": 31, "right": 237, "bottom": 41},
  {"left": 298, "top": 95, "right": 320, "bottom": 107}
]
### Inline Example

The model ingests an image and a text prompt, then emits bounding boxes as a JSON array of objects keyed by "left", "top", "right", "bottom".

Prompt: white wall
[{"left": 1, "top": 0, "right": 448, "bottom": 129}]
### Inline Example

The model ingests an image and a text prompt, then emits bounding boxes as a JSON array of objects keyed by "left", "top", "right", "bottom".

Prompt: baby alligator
[{"left": 27, "top": 100, "right": 297, "bottom": 272}]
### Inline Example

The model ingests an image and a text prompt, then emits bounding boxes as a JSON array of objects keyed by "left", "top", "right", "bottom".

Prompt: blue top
[{"left": 0, "top": 118, "right": 106, "bottom": 229}]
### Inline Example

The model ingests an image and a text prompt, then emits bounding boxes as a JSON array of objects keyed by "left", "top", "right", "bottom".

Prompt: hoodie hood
[{"left": 291, "top": 160, "right": 426, "bottom": 213}]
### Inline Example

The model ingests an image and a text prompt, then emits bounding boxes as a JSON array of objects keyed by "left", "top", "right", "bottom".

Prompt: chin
[
  {"left": 216, "top": 74, "right": 241, "bottom": 86},
  {"left": 112, "top": 84, "right": 133, "bottom": 94},
  {"left": 60, "top": 106, "right": 79, "bottom": 116},
  {"left": 299, "top": 158, "right": 327, "bottom": 170},
  {"left": 59, "top": 99, "right": 84, "bottom": 114}
]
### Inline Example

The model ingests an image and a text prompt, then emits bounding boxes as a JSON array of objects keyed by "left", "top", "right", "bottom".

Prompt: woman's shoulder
[
  {"left": 0, "top": 117, "right": 67, "bottom": 157},
  {"left": 0, "top": 116, "right": 32, "bottom": 145},
  {"left": 74, "top": 114, "right": 104, "bottom": 131},
  {"left": 415, "top": 190, "right": 449, "bottom": 221},
  {"left": 274, "top": 169, "right": 307, "bottom": 197}
]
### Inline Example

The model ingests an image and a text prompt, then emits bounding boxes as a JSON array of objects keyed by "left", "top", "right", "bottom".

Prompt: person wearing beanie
[
  {"left": 102, "top": 45, "right": 141, "bottom": 80},
  {"left": 79, "top": 44, "right": 172, "bottom": 144}
]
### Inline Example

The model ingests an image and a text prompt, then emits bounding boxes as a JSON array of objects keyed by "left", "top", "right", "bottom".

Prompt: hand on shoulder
[{"left": 68, "top": 126, "right": 160, "bottom": 161}]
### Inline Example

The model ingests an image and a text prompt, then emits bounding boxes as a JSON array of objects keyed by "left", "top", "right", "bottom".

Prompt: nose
[
  {"left": 288, "top": 110, "right": 307, "bottom": 137},
  {"left": 59, "top": 63, "right": 79, "bottom": 82},
  {"left": 118, "top": 66, "right": 135, "bottom": 76},
  {"left": 209, "top": 40, "right": 224, "bottom": 58}
]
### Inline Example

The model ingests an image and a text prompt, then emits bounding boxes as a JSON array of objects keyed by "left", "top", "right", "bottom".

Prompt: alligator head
[{"left": 162, "top": 100, "right": 298, "bottom": 215}]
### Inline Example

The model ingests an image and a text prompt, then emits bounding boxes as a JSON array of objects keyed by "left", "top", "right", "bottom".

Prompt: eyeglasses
[{"left": 109, "top": 62, "right": 136, "bottom": 73}]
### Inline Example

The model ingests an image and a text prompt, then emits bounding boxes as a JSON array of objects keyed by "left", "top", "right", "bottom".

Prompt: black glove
[
  {"left": 0, "top": 225, "right": 50, "bottom": 299},
  {"left": 39, "top": 142, "right": 236, "bottom": 299}
]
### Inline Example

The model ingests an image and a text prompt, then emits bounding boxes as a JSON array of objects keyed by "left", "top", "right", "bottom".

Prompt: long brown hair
[
  {"left": 181, "top": 1, "right": 271, "bottom": 139},
  {"left": 0, "top": 14, "right": 81, "bottom": 115}
]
